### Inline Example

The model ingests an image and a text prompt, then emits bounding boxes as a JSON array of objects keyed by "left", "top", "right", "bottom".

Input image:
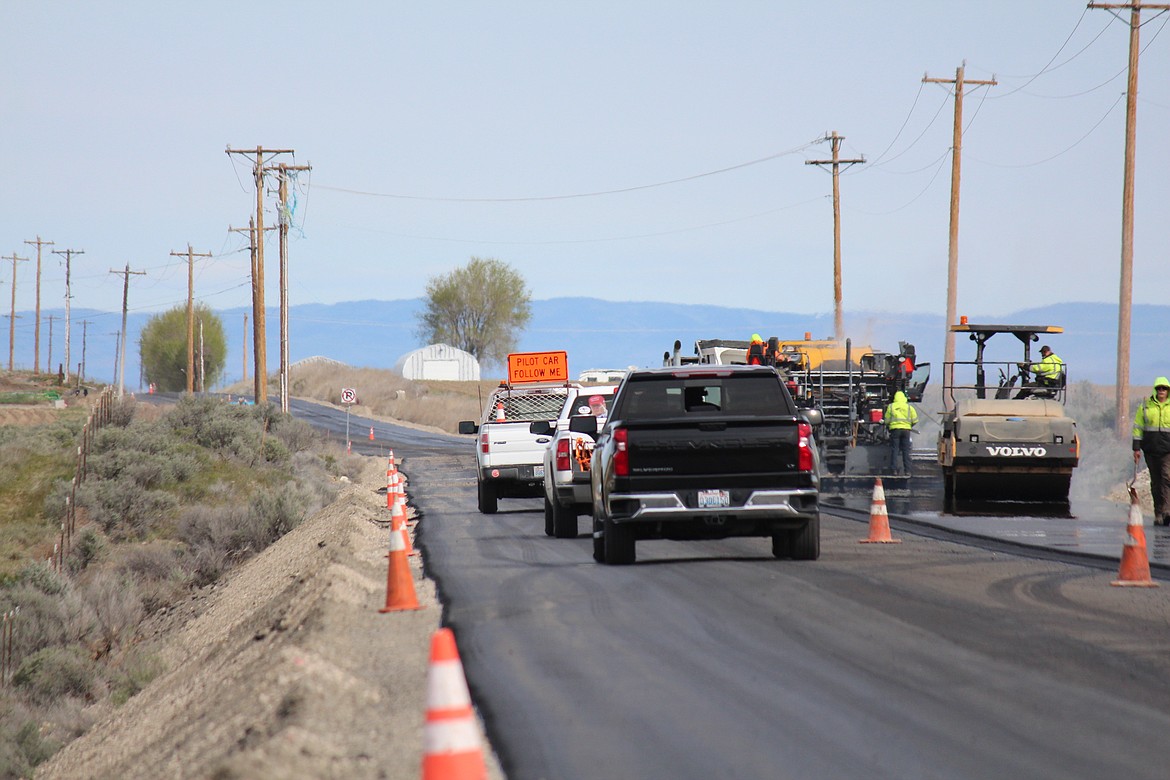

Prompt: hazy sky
[{"left": 3, "top": 2, "right": 1169, "bottom": 332}]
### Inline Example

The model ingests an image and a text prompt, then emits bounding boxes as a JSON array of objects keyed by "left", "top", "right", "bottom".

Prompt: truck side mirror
[
  {"left": 568, "top": 414, "right": 601, "bottom": 439},
  {"left": 529, "top": 420, "right": 553, "bottom": 436},
  {"left": 458, "top": 420, "right": 478, "bottom": 435},
  {"left": 800, "top": 408, "right": 824, "bottom": 427}
]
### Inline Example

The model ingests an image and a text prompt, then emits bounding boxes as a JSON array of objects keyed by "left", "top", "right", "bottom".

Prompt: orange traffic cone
[
  {"left": 1112, "top": 486, "right": 1158, "bottom": 587},
  {"left": 391, "top": 488, "right": 419, "bottom": 557},
  {"left": 387, "top": 467, "right": 399, "bottom": 509},
  {"left": 379, "top": 527, "right": 422, "bottom": 612},
  {"left": 495, "top": 402, "right": 505, "bottom": 422},
  {"left": 860, "top": 478, "right": 901, "bottom": 544},
  {"left": 422, "top": 628, "right": 487, "bottom": 780},
  {"left": 369, "top": 426, "right": 375, "bottom": 441}
]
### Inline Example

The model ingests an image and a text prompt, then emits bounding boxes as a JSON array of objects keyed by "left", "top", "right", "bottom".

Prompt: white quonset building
[{"left": 393, "top": 343, "right": 481, "bottom": 381}]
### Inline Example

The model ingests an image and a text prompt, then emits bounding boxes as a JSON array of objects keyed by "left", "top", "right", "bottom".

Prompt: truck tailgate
[{"left": 625, "top": 419, "right": 803, "bottom": 485}]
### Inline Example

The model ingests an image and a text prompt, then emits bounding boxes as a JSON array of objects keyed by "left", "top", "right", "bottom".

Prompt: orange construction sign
[{"left": 507, "top": 351, "right": 568, "bottom": 384}]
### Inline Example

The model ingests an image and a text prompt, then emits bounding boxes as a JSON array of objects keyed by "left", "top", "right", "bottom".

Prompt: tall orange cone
[
  {"left": 387, "top": 453, "right": 398, "bottom": 509},
  {"left": 379, "top": 527, "right": 422, "bottom": 612},
  {"left": 1112, "top": 486, "right": 1158, "bottom": 587},
  {"left": 860, "top": 478, "right": 901, "bottom": 544},
  {"left": 369, "top": 426, "right": 376, "bottom": 441},
  {"left": 495, "top": 402, "right": 505, "bottom": 422},
  {"left": 422, "top": 628, "right": 487, "bottom": 780}
]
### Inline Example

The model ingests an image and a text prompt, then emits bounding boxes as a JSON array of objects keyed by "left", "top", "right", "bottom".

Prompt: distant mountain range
[{"left": 16, "top": 298, "right": 1170, "bottom": 390}]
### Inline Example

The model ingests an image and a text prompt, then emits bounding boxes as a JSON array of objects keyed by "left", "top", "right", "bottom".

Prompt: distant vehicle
[
  {"left": 458, "top": 381, "right": 571, "bottom": 514},
  {"left": 937, "top": 322, "right": 1079, "bottom": 505},
  {"left": 530, "top": 385, "right": 620, "bottom": 538},
  {"left": 663, "top": 334, "right": 929, "bottom": 476},
  {"left": 588, "top": 365, "right": 823, "bottom": 565}
]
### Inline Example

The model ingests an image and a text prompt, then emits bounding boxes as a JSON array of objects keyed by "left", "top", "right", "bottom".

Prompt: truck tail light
[
  {"left": 555, "top": 438, "right": 571, "bottom": 471},
  {"left": 479, "top": 432, "right": 490, "bottom": 454},
  {"left": 614, "top": 427, "right": 629, "bottom": 476},
  {"left": 797, "top": 421, "right": 813, "bottom": 472}
]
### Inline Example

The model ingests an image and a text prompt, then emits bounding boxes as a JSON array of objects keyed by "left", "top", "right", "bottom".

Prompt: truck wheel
[
  {"left": 543, "top": 496, "right": 555, "bottom": 536},
  {"left": 771, "top": 532, "right": 792, "bottom": 559},
  {"left": 592, "top": 515, "right": 606, "bottom": 563},
  {"left": 477, "top": 479, "right": 498, "bottom": 514},
  {"left": 790, "top": 515, "right": 820, "bottom": 560},
  {"left": 551, "top": 499, "right": 578, "bottom": 539},
  {"left": 603, "top": 517, "right": 636, "bottom": 565}
]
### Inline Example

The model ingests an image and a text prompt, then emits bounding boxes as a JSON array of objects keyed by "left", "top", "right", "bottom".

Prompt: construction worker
[
  {"left": 1016, "top": 345, "right": 1064, "bottom": 398},
  {"left": 1133, "top": 377, "right": 1170, "bottom": 526},
  {"left": 884, "top": 390, "right": 918, "bottom": 476},
  {"left": 746, "top": 334, "right": 766, "bottom": 366}
]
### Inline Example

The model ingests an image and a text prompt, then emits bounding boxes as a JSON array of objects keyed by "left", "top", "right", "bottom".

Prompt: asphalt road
[{"left": 300, "top": 401, "right": 1170, "bottom": 780}]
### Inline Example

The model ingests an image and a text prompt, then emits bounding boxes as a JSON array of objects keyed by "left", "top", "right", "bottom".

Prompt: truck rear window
[{"left": 619, "top": 375, "right": 793, "bottom": 418}]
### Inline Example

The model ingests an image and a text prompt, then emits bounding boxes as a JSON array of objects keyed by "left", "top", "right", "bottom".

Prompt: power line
[{"left": 313, "top": 140, "right": 824, "bottom": 203}]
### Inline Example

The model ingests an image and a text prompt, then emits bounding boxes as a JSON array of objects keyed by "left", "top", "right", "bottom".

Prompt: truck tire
[
  {"left": 592, "top": 515, "right": 606, "bottom": 563},
  {"left": 477, "top": 479, "right": 498, "bottom": 514},
  {"left": 603, "top": 517, "right": 636, "bottom": 565},
  {"left": 771, "top": 532, "right": 792, "bottom": 559},
  {"left": 551, "top": 499, "right": 578, "bottom": 539},
  {"left": 543, "top": 496, "right": 555, "bottom": 536},
  {"left": 790, "top": 514, "right": 820, "bottom": 560}
]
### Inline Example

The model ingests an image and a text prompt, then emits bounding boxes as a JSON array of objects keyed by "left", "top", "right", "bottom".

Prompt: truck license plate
[
  {"left": 533, "top": 465, "right": 545, "bottom": 478},
  {"left": 698, "top": 489, "right": 729, "bottom": 508}
]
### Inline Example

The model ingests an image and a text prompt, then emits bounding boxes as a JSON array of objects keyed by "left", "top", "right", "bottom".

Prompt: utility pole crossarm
[{"left": 1087, "top": 3, "right": 1170, "bottom": 8}]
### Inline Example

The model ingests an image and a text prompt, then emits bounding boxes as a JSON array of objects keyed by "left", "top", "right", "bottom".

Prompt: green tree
[
  {"left": 416, "top": 257, "right": 532, "bottom": 367},
  {"left": 139, "top": 304, "right": 227, "bottom": 392}
]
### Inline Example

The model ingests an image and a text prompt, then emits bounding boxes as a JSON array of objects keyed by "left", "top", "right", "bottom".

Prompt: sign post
[{"left": 341, "top": 387, "right": 357, "bottom": 452}]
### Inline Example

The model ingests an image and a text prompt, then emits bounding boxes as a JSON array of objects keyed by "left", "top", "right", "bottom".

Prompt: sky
[{"left": 3, "top": 1, "right": 1169, "bottom": 340}]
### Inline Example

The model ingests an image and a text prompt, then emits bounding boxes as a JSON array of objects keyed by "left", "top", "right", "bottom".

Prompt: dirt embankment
[{"left": 35, "top": 458, "right": 503, "bottom": 780}]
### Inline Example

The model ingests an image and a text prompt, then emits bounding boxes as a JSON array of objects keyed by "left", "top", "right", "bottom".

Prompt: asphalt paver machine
[{"left": 937, "top": 323, "right": 1079, "bottom": 505}]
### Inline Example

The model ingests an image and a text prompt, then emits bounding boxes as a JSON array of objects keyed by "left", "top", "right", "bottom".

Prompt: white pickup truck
[
  {"left": 458, "top": 382, "right": 572, "bottom": 514},
  {"left": 530, "top": 384, "right": 620, "bottom": 538}
]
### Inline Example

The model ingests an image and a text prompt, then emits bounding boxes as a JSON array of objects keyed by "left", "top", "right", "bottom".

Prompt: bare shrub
[
  {"left": 77, "top": 569, "right": 144, "bottom": 657},
  {"left": 66, "top": 528, "right": 107, "bottom": 576},
  {"left": 107, "top": 397, "right": 137, "bottom": 427},
  {"left": 13, "top": 646, "right": 98, "bottom": 704},
  {"left": 107, "top": 646, "right": 165, "bottom": 706},
  {"left": 176, "top": 505, "right": 249, "bottom": 586},
  {"left": 271, "top": 415, "right": 320, "bottom": 453},
  {"left": 81, "top": 480, "right": 177, "bottom": 541},
  {"left": 4, "top": 572, "right": 91, "bottom": 660},
  {"left": 114, "top": 542, "right": 189, "bottom": 613},
  {"left": 0, "top": 698, "right": 59, "bottom": 779}
]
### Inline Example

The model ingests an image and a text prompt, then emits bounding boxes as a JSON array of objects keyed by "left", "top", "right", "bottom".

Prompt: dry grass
[{"left": 239, "top": 363, "right": 506, "bottom": 432}]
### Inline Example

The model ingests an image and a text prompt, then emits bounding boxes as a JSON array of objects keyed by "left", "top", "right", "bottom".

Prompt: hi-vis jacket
[
  {"left": 1133, "top": 377, "right": 1170, "bottom": 457},
  {"left": 884, "top": 391, "right": 918, "bottom": 431},
  {"left": 1029, "top": 353, "right": 1064, "bottom": 381}
]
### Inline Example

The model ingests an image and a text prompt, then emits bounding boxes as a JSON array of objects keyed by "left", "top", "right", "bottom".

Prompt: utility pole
[
  {"left": 80, "top": 320, "right": 92, "bottom": 384},
  {"left": 46, "top": 315, "right": 55, "bottom": 377},
  {"left": 268, "top": 162, "right": 312, "bottom": 413},
  {"left": 242, "top": 313, "right": 248, "bottom": 383},
  {"left": 225, "top": 146, "right": 295, "bottom": 405},
  {"left": 229, "top": 219, "right": 276, "bottom": 402},
  {"left": 23, "top": 236, "right": 53, "bottom": 374},
  {"left": 110, "top": 331, "right": 121, "bottom": 384},
  {"left": 1088, "top": 3, "right": 1170, "bottom": 433},
  {"left": 51, "top": 248, "right": 83, "bottom": 385},
  {"left": 2, "top": 253, "right": 29, "bottom": 372},
  {"left": 923, "top": 64, "right": 996, "bottom": 411},
  {"left": 806, "top": 132, "right": 865, "bottom": 342},
  {"left": 170, "top": 245, "right": 212, "bottom": 394},
  {"left": 110, "top": 264, "right": 146, "bottom": 397}
]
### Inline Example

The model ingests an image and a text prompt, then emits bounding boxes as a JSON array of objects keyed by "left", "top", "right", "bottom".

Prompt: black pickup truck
[{"left": 586, "top": 365, "right": 823, "bottom": 565}]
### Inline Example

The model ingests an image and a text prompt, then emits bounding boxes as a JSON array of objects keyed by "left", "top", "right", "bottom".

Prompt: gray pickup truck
[{"left": 587, "top": 365, "right": 823, "bottom": 565}]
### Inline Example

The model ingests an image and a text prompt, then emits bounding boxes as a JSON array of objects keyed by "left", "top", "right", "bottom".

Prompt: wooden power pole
[
  {"left": 23, "top": 236, "right": 53, "bottom": 374},
  {"left": 170, "top": 245, "right": 211, "bottom": 393},
  {"left": 923, "top": 64, "right": 996, "bottom": 411},
  {"left": 806, "top": 132, "right": 865, "bottom": 342},
  {"left": 51, "top": 248, "right": 83, "bottom": 384},
  {"left": 2, "top": 253, "right": 28, "bottom": 372},
  {"left": 225, "top": 146, "right": 295, "bottom": 405},
  {"left": 268, "top": 162, "right": 311, "bottom": 414},
  {"left": 110, "top": 264, "right": 146, "bottom": 397},
  {"left": 1089, "top": 3, "right": 1170, "bottom": 433}
]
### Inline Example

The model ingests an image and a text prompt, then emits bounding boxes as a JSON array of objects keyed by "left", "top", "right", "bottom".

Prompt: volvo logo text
[{"left": 986, "top": 446, "right": 1048, "bottom": 457}]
